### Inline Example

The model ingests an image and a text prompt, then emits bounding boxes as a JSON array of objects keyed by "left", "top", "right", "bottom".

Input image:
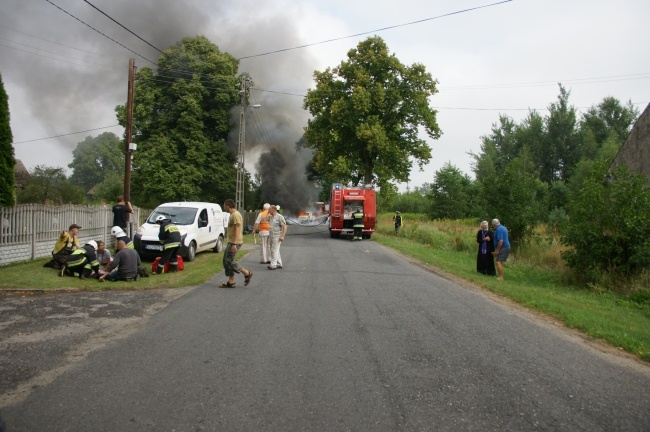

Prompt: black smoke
[{"left": 2, "top": 0, "right": 324, "bottom": 209}]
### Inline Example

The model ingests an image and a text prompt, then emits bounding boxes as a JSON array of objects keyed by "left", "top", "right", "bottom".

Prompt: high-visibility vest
[{"left": 258, "top": 210, "right": 270, "bottom": 232}]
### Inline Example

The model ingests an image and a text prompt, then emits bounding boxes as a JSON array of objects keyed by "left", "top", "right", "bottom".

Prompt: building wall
[{"left": 611, "top": 102, "right": 650, "bottom": 180}]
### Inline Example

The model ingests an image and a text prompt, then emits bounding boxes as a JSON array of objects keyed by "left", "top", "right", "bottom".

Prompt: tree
[
  {"left": 68, "top": 132, "right": 123, "bottom": 200},
  {"left": 428, "top": 163, "right": 477, "bottom": 219},
  {"left": 303, "top": 36, "right": 441, "bottom": 187},
  {"left": 562, "top": 161, "right": 650, "bottom": 277},
  {"left": 115, "top": 36, "right": 240, "bottom": 207},
  {"left": 0, "top": 73, "right": 15, "bottom": 206},
  {"left": 544, "top": 84, "right": 581, "bottom": 181},
  {"left": 481, "top": 153, "right": 548, "bottom": 244},
  {"left": 580, "top": 97, "right": 639, "bottom": 148},
  {"left": 16, "top": 165, "right": 85, "bottom": 205}
]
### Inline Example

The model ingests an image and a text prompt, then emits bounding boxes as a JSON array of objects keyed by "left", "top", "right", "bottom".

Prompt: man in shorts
[{"left": 491, "top": 218, "right": 511, "bottom": 281}]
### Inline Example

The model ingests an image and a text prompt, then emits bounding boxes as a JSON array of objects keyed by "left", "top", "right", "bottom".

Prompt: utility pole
[
  {"left": 124, "top": 58, "right": 136, "bottom": 203},
  {"left": 235, "top": 77, "right": 248, "bottom": 212}
]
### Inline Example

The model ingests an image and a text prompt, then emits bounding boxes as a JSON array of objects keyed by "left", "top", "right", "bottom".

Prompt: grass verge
[
  {"left": 0, "top": 242, "right": 253, "bottom": 291},
  {"left": 374, "top": 233, "right": 650, "bottom": 363}
]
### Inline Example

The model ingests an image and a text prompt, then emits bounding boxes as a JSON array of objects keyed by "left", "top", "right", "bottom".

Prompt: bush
[{"left": 562, "top": 162, "right": 650, "bottom": 278}]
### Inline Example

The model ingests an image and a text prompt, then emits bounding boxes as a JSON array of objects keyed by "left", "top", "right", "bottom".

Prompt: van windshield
[{"left": 147, "top": 207, "right": 198, "bottom": 225}]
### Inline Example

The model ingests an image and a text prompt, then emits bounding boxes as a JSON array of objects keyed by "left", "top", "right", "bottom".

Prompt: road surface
[{"left": 1, "top": 228, "right": 649, "bottom": 431}]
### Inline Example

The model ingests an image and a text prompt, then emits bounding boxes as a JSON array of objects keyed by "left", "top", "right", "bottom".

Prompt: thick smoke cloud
[{"left": 2, "top": 0, "right": 321, "bottom": 211}]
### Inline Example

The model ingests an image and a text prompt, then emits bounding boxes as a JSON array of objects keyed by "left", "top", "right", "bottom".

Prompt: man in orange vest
[{"left": 253, "top": 203, "right": 271, "bottom": 264}]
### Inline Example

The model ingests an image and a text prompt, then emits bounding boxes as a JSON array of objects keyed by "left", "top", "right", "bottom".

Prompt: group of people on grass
[{"left": 44, "top": 195, "right": 182, "bottom": 282}]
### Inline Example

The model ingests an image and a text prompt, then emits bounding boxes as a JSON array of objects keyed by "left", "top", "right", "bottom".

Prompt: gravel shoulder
[{"left": 0, "top": 286, "right": 195, "bottom": 407}]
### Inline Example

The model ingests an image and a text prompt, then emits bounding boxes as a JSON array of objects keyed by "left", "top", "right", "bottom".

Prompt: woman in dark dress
[{"left": 476, "top": 220, "right": 496, "bottom": 275}]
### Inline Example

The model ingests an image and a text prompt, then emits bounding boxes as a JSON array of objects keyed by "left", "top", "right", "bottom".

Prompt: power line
[
  {"left": 45, "top": 0, "right": 158, "bottom": 66},
  {"left": 238, "top": 0, "right": 513, "bottom": 60},
  {"left": 0, "top": 23, "right": 101, "bottom": 56},
  {"left": 0, "top": 42, "right": 101, "bottom": 69},
  {"left": 82, "top": 0, "right": 165, "bottom": 56},
  {"left": 12, "top": 125, "right": 122, "bottom": 145}
]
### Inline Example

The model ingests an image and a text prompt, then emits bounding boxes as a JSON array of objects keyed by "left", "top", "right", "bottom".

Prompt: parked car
[{"left": 135, "top": 202, "right": 226, "bottom": 261}]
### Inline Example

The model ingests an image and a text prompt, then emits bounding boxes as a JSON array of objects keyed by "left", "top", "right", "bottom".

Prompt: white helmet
[
  {"left": 155, "top": 215, "right": 169, "bottom": 224},
  {"left": 275, "top": 205, "right": 281, "bottom": 211},
  {"left": 111, "top": 226, "right": 125, "bottom": 237},
  {"left": 86, "top": 240, "right": 98, "bottom": 251}
]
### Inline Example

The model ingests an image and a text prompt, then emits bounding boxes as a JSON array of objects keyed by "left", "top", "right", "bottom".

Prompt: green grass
[
  {"left": 0, "top": 235, "right": 254, "bottom": 291},
  {"left": 375, "top": 217, "right": 650, "bottom": 363}
]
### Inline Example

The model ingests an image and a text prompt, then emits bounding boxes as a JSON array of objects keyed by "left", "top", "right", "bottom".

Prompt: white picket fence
[{"left": 0, "top": 204, "right": 151, "bottom": 265}]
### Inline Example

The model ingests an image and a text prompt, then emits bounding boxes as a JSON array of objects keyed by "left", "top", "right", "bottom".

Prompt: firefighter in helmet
[
  {"left": 352, "top": 207, "right": 365, "bottom": 241},
  {"left": 111, "top": 226, "right": 134, "bottom": 251},
  {"left": 393, "top": 211, "right": 402, "bottom": 233},
  {"left": 60, "top": 240, "right": 100, "bottom": 279},
  {"left": 155, "top": 215, "right": 181, "bottom": 274}
]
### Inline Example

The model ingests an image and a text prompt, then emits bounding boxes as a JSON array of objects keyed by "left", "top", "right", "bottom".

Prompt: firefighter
[
  {"left": 60, "top": 240, "right": 100, "bottom": 280},
  {"left": 155, "top": 215, "right": 181, "bottom": 274},
  {"left": 352, "top": 207, "right": 364, "bottom": 241},
  {"left": 393, "top": 211, "right": 402, "bottom": 233},
  {"left": 110, "top": 226, "right": 134, "bottom": 251}
]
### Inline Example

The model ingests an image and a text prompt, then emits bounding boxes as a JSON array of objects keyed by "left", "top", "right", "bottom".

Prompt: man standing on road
[
  {"left": 253, "top": 203, "right": 271, "bottom": 264},
  {"left": 491, "top": 218, "right": 511, "bottom": 281},
  {"left": 220, "top": 199, "right": 253, "bottom": 288},
  {"left": 352, "top": 207, "right": 364, "bottom": 241},
  {"left": 112, "top": 195, "right": 133, "bottom": 232},
  {"left": 267, "top": 205, "right": 287, "bottom": 270},
  {"left": 99, "top": 240, "right": 141, "bottom": 282}
]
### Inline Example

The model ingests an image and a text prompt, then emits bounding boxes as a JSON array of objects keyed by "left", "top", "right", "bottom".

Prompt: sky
[{"left": 2, "top": 0, "right": 650, "bottom": 194}]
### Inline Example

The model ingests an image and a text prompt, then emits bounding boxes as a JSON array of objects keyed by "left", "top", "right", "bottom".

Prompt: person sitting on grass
[{"left": 99, "top": 240, "right": 141, "bottom": 282}]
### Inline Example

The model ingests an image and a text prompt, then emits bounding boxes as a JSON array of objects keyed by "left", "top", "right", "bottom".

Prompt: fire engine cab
[{"left": 328, "top": 183, "right": 376, "bottom": 239}]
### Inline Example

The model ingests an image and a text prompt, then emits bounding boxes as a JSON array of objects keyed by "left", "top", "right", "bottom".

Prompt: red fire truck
[{"left": 328, "top": 183, "right": 376, "bottom": 239}]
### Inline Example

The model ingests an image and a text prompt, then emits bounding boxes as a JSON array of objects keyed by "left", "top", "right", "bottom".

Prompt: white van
[{"left": 135, "top": 202, "right": 226, "bottom": 261}]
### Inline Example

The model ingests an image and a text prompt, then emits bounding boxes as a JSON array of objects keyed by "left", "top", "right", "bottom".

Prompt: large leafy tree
[
  {"left": 116, "top": 36, "right": 240, "bottom": 207},
  {"left": 303, "top": 36, "right": 441, "bottom": 187},
  {"left": 16, "top": 165, "right": 84, "bottom": 205},
  {"left": 429, "top": 163, "right": 479, "bottom": 220},
  {"left": 0, "top": 73, "right": 15, "bottom": 206},
  {"left": 68, "top": 132, "right": 123, "bottom": 199}
]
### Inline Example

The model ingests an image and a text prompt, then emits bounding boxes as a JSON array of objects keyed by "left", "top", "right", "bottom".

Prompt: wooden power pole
[{"left": 124, "top": 58, "right": 136, "bottom": 202}]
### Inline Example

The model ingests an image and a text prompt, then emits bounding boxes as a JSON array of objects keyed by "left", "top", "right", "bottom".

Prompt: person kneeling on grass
[{"left": 99, "top": 240, "right": 141, "bottom": 282}]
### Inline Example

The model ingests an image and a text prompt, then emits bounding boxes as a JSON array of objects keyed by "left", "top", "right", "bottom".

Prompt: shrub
[{"left": 562, "top": 162, "right": 650, "bottom": 278}]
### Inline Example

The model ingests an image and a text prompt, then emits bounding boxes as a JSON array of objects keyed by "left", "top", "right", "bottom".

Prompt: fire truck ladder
[{"left": 332, "top": 188, "right": 342, "bottom": 216}]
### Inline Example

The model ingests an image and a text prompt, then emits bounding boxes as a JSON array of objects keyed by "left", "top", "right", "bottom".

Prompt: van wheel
[
  {"left": 213, "top": 235, "right": 224, "bottom": 253},
  {"left": 186, "top": 241, "right": 196, "bottom": 262}
]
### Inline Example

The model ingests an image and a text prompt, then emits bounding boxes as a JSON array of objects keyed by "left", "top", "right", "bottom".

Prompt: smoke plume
[{"left": 2, "top": 0, "right": 322, "bottom": 210}]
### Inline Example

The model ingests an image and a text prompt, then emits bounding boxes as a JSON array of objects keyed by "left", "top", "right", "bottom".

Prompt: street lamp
[{"left": 235, "top": 77, "right": 261, "bottom": 212}]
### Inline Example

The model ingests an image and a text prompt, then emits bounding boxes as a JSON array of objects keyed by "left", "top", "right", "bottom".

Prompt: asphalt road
[{"left": 1, "top": 229, "right": 649, "bottom": 431}]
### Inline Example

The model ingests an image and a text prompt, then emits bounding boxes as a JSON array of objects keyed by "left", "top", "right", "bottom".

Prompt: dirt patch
[{"left": 0, "top": 287, "right": 194, "bottom": 407}]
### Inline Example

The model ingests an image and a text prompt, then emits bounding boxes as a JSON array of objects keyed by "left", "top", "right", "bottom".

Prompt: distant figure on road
[
  {"left": 352, "top": 207, "right": 364, "bottom": 240},
  {"left": 253, "top": 203, "right": 271, "bottom": 264},
  {"left": 476, "top": 220, "right": 496, "bottom": 276},
  {"left": 220, "top": 199, "right": 253, "bottom": 288},
  {"left": 267, "top": 205, "right": 287, "bottom": 270},
  {"left": 491, "top": 219, "right": 511, "bottom": 281}
]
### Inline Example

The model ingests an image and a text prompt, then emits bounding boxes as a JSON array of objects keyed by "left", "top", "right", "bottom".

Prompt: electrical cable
[
  {"left": 45, "top": 0, "right": 158, "bottom": 66},
  {"left": 12, "top": 125, "right": 122, "bottom": 145},
  {"left": 237, "top": 0, "right": 513, "bottom": 60}
]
